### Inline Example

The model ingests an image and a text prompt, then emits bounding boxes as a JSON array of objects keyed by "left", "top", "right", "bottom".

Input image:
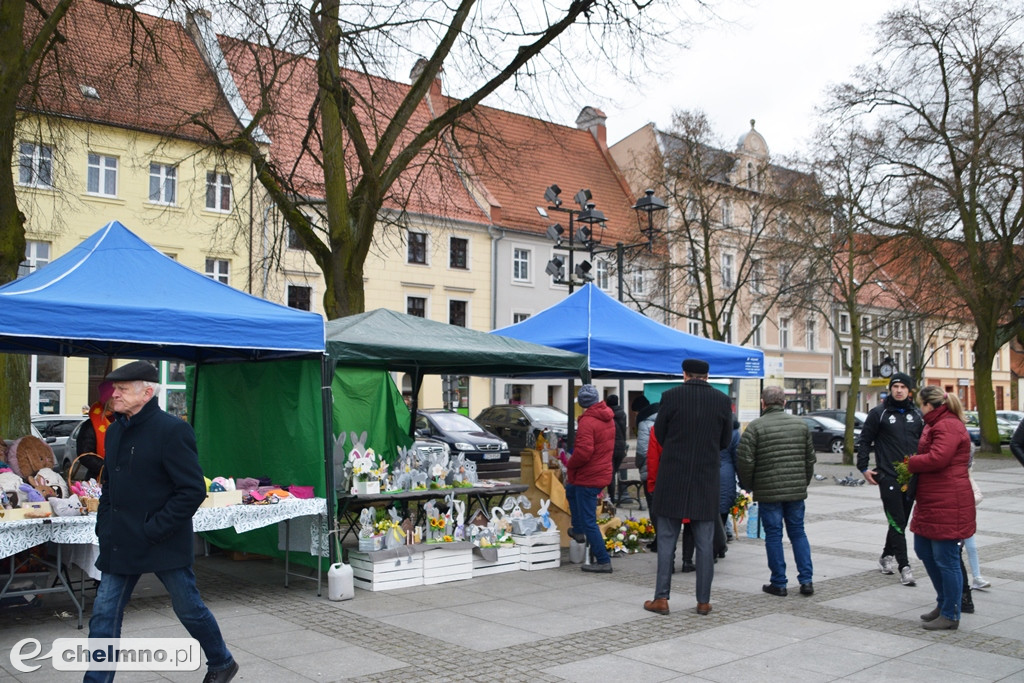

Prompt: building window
[
  {"left": 862, "top": 349, "right": 871, "bottom": 377},
  {"left": 749, "top": 259, "right": 764, "bottom": 293},
  {"left": 688, "top": 247, "right": 703, "bottom": 286},
  {"left": 512, "top": 248, "right": 530, "bottom": 282},
  {"left": 751, "top": 313, "right": 762, "bottom": 347},
  {"left": 839, "top": 312, "right": 849, "bottom": 334},
  {"left": 721, "top": 253, "right": 734, "bottom": 288},
  {"left": 632, "top": 267, "right": 644, "bottom": 294},
  {"left": 19, "top": 240, "right": 50, "bottom": 278},
  {"left": 893, "top": 320, "right": 902, "bottom": 339},
  {"left": 688, "top": 307, "right": 701, "bottom": 336},
  {"left": 449, "top": 300, "right": 467, "bottom": 327},
  {"left": 930, "top": 344, "right": 937, "bottom": 367},
  {"left": 894, "top": 351, "right": 902, "bottom": 371},
  {"left": 31, "top": 355, "right": 65, "bottom": 415},
  {"left": 87, "top": 153, "right": 118, "bottom": 197},
  {"left": 449, "top": 237, "right": 468, "bottom": 269},
  {"left": 206, "top": 171, "right": 232, "bottom": 211},
  {"left": 512, "top": 312, "right": 531, "bottom": 324},
  {"left": 406, "top": 296, "right": 426, "bottom": 318},
  {"left": 19, "top": 142, "right": 53, "bottom": 188},
  {"left": 287, "top": 227, "right": 307, "bottom": 251},
  {"left": 959, "top": 345, "right": 965, "bottom": 368},
  {"left": 405, "top": 232, "right": 427, "bottom": 264},
  {"left": 861, "top": 316, "right": 871, "bottom": 335},
  {"left": 840, "top": 346, "right": 850, "bottom": 373},
  {"left": 995, "top": 350, "right": 1001, "bottom": 371},
  {"left": 685, "top": 192, "right": 699, "bottom": 221},
  {"left": 721, "top": 199, "right": 733, "bottom": 227},
  {"left": 805, "top": 318, "right": 816, "bottom": 350},
  {"left": 287, "top": 284, "right": 311, "bottom": 311},
  {"left": 595, "top": 259, "right": 609, "bottom": 289},
  {"left": 205, "top": 258, "right": 229, "bottom": 284},
  {"left": 148, "top": 163, "right": 176, "bottom": 204},
  {"left": 779, "top": 317, "right": 790, "bottom": 348},
  {"left": 944, "top": 346, "right": 951, "bottom": 367}
]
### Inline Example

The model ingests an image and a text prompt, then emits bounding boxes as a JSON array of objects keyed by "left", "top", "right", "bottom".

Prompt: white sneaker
[
  {"left": 879, "top": 555, "right": 896, "bottom": 575},
  {"left": 971, "top": 576, "right": 991, "bottom": 590},
  {"left": 900, "top": 566, "right": 916, "bottom": 586}
]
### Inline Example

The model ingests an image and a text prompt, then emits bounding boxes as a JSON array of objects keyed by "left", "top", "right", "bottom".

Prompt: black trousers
[{"left": 878, "top": 474, "right": 914, "bottom": 570}]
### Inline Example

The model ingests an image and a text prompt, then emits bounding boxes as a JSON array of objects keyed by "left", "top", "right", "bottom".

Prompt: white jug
[{"left": 327, "top": 562, "right": 354, "bottom": 601}]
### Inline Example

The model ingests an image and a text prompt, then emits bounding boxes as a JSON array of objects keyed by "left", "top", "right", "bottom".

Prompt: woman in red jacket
[
  {"left": 566, "top": 384, "right": 615, "bottom": 573},
  {"left": 907, "top": 385, "right": 975, "bottom": 631}
]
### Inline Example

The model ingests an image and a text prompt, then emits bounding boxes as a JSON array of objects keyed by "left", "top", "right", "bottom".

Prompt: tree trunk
[{"left": 972, "top": 333, "right": 1001, "bottom": 454}]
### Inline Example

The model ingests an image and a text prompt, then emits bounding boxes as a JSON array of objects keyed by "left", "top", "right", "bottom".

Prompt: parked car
[
  {"left": 31, "top": 414, "right": 87, "bottom": 465},
  {"left": 474, "top": 404, "right": 572, "bottom": 456},
  {"left": 809, "top": 410, "right": 869, "bottom": 429},
  {"left": 415, "top": 409, "right": 510, "bottom": 463},
  {"left": 964, "top": 411, "right": 1015, "bottom": 444},
  {"left": 801, "top": 415, "right": 862, "bottom": 454},
  {"left": 995, "top": 410, "right": 1024, "bottom": 427}
]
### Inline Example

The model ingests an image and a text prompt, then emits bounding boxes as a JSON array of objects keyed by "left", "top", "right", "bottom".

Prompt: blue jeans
[
  {"left": 759, "top": 500, "right": 813, "bottom": 587},
  {"left": 915, "top": 534, "right": 963, "bottom": 620},
  {"left": 565, "top": 483, "right": 610, "bottom": 564},
  {"left": 85, "top": 566, "right": 234, "bottom": 682}
]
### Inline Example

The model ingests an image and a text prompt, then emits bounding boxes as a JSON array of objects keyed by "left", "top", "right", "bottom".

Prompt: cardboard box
[
  {"left": 348, "top": 549, "right": 423, "bottom": 591},
  {"left": 200, "top": 490, "right": 243, "bottom": 508}
]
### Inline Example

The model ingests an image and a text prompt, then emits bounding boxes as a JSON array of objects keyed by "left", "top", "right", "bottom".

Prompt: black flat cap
[
  {"left": 106, "top": 360, "right": 159, "bottom": 383},
  {"left": 682, "top": 358, "right": 709, "bottom": 375}
]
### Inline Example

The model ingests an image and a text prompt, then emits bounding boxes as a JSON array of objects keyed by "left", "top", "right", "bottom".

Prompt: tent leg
[{"left": 322, "top": 356, "right": 337, "bottom": 565}]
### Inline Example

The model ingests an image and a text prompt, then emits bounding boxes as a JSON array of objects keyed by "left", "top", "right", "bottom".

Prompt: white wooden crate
[
  {"left": 471, "top": 545, "right": 520, "bottom": 576},
  {"left": 422, "top": 545, "right": 473, "bottom": 585},
  {"left": 511, "top": 530, "right": 560, "bottom": 546},
  {"left": 517, "top": 543, "right": 561, "bottom": 571},
  {"left": 348, "top": 549, "right": 423, "bottom": 591}
]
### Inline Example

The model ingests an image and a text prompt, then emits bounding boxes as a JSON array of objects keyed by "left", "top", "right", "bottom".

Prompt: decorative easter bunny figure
[
  {"left": 358, "top": 506, "right": 377, "bottom": 538},
  {"left": 537, "top": 498, "right": 557, "bottom": 532},
  {"left": 384, "top": 507, "right": 405, "bottom": 548},
  {"left": 503, "top": 494, "right": 532, "bottom": 519},
  {"left": 333, "top": 431, "right": 348, "bottom": 485}
]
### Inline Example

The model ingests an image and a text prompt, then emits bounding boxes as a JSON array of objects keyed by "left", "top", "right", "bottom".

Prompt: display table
[
  {"left": 0, "top": 498, "right": 328, "bottom": 628},
  {"left": 336, "top": 483, "right": 528, "bottom": 544}
]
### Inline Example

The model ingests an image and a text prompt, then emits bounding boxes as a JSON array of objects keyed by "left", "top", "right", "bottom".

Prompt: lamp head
[
  {"left": 546, "top": 223, "right": 564, "bottom": 245},
  {"left": 573, "top": 188, "right": 592, "bottom": 209},
  {"left": 577, "top": 202, "right": 605, "bottom": 225},
  {"left": 545, "top": 256, "right": 565, "bottom": 279},
  {"left": 544, "top": 185, "right": 562, "bottom": 207},
  {"left": 574, "top": 260, "right": 594, "bottom": 282}
]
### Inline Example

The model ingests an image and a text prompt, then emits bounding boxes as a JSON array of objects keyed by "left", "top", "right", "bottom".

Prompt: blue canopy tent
[
  {"left": 0, "top": 220, "right": 331, "bottom": 564},
  {"left": 493, "top": 284, "right": 764, "bottom": 379}
]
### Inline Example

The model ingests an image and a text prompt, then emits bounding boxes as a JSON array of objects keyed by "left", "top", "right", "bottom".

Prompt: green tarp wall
[{"left": 331, "top": 366, "right": 413, "bottom": 468}]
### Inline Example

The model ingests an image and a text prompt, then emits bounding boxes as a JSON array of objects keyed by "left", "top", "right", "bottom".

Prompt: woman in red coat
[
  {"left": 907, "top": 385, "right": 975, "bottom": 631},
  {"left": 566, "top": 384, "right": 615, "bottom": 572}
]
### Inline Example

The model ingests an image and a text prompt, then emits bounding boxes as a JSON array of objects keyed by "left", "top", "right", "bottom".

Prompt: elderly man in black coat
[
  {"left": 87, "top": 361, "right": 238, "bottom": 683},
  {"left": 644, "top": 358, "right": 733, "bottom": 617}
]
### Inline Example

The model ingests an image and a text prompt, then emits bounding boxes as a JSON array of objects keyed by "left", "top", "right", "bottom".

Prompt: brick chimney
[{"left": 576, "top": 106, "right": 608, "bottom": 149}]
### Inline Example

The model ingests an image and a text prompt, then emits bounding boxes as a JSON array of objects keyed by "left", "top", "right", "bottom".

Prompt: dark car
[
  {"left": 415, "top": 410, "right": 510, "bottom": 463},
  {"left": 809, "top": 410, "right": 868, "bottom": 429},
  {"left": 801, "top": 415, "right": 862, "bottom": 454},
  {"left": 474, "top": 404, "right": 572, "bottom": 456}
]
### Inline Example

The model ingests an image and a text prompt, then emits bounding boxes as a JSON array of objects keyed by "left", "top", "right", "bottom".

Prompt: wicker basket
[{"left": 81, "top": 496, "right": 100, "bottom": 513}]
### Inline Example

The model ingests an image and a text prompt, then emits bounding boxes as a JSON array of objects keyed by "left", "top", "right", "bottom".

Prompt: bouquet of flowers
[
  {"left": 894, "top": 455, "right": 914, "bottom": 492},
  {"left": 730, "top": 489, "right": 754, "bottom": 536},
  {"left": 603, "top": 518, "right": 653, "bottom": 554}
]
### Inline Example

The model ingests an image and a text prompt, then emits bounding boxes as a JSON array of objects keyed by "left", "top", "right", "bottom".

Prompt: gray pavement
[{"left": 3, "top": 452, "right": 1024, "bottom": 681}]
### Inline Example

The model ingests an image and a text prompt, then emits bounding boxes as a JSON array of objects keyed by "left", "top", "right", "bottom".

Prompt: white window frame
[
  {"left": 449, "top": 236, "right": 469, "bottom": 270},
  {"left": 862, "top": 349, "right": 871, "bottom": 377},
  {"left": 286, "top": 283, "right": 313, "bottom": 311},
  {"left": 595, "top": 259, "right": 609, "bottom": 290},
  {"left": 805, "top": 317, "right": 816, "bottom": 351},
  {"left": 892, "top": 320, "right": 903, "bottom": 340},
  {"left": 406, "top": 295, "right": 428, "bottom": 318},
  {"left": 448, "top": 298, "right": 469, "bottom": 327},
  {"left": 205, "top": 258, "right": 230, "bottom": 284},
  {"left": 19, "top": 240, "right": 51, "bottom": 278},
  {"left": 19, "top": 142, "right": 53, "bottom": 189},
  {"left": 149, "top": 162, "right": 177, "bottom": 205},
  {"left": 779, "top": 317, "right": 790, "bottom": 349},
  {"left": 721, "top": 253, "right": 734, "bottom": 288},
  {"left": 512, "top": 311, "right": 531, "bottom": 324},
  {"left": 512, "top": 247, "right": 531, "bottom": 283},
  {"left": 839, "top": 312, "right": 850, "bottom": 334},
  {"left": 751, "top": 313, "right": 762, "bottom": 347},
  {"left": 87, "top": 152, "right": 118, "bottom": 197},
  {"left": 749, "top": 258, "right": 764, "bottom": 293},
  {"left": 721, "top": 198, "right": 733, "bottom": 227},
  {"left": 206, "top": 171, "right": 232, "bottom": 212},
  {"left": 687, "top": 307, "right": 701, "bottom": 336},
  {"left": 632, "top": 267, "right": 644, "bottom": 294},
  {"left": 30, "top": 355, "right": 65, "bottom": 416}
]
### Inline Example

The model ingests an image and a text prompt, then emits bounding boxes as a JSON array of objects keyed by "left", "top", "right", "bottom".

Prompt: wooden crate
[
  {"left": 348, "top": 549, "right": 423, "bottom": 591},
  {"left": 422, "top": 546, "right": 473, "bottom": 585},
  {"left": 471, "top": 545, "right": 520, "bottom": 576},
  {"left": 517, "top": 543, "right": 561, "bottom": 571},
  {"left": 510, "top": 530, "right": 560, "bottom": 547}
]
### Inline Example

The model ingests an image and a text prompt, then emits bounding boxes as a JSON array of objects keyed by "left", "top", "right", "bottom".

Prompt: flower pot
[{"left": 355, "top": 479, "right": 380, "bottom": 495}]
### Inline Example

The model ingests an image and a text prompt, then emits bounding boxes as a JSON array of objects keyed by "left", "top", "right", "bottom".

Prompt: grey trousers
[{"left": 654, "top": 516, "right": 715, "bottom": 604}]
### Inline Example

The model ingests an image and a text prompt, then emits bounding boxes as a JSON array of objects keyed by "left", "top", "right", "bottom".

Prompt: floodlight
[
  {"left": 574, "top": 188, "right": 592, "bottom": 209},
  {"left": 544, "top": 185, "right": 562, "bottom": 206},
  {"left": 545, "top": 256, "right": 565, "bottom": 278}
]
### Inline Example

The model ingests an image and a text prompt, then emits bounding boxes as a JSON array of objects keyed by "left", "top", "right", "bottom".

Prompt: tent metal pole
[{"left": 322, "top": 355, "right": 337, "bottom": 565}]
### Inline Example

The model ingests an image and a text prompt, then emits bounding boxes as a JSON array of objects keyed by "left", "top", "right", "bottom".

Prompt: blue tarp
[
  {"left": 493, "top": 284, "right": 764, "bottom": 379},
  {"left": 0, "top": 220, "right": 325, "bottom": 361}
]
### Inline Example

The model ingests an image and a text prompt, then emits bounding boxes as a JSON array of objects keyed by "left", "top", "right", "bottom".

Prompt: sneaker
[
  {"left": 900, "top": 566, "right": 916, "bottom": 586},
  {"left": 971, "top": 576, "right": 991, "bottom": 590},
  {"left": 878, "top": 555, "right": 896, "bottom": 575}
]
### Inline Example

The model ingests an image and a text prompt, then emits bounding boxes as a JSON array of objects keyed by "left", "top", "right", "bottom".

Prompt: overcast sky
[{"left": 600, "top": 0, "right": 895, "bottom": 160}]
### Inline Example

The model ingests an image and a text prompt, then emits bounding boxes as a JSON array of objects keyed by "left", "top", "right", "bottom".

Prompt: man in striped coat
[{"left": 644, "top": 358, "right": 734, "bottom": 617}]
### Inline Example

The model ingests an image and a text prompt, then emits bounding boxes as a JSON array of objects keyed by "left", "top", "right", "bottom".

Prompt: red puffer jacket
[
  {"left": 567, "top": 402, "right": 615, "bottom": 488},
  {"left": 907, "top": 405, "right": 975, "bottom": 541}
]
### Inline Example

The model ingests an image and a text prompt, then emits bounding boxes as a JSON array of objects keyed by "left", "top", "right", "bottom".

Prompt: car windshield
[
  {"left": 522, "top": 405, "right": 568, "bottom": 423},
  {"left": 428, "top": 412, "right": 483, "bottom": 433},
  {"left": 811, "top": 416, "right": 845, "bottom": 430}
]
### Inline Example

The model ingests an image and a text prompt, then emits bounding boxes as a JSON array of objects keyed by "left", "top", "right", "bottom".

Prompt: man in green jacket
[{"left": 737, "top": 385, "right": 816, "bottom": 597}]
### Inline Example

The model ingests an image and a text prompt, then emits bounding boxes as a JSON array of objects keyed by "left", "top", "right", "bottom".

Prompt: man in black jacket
[
  {"left": 857, "top": 372, "right": 923, "bottom": 587},
  {"left": 1011, "top": 419, "right": 1024, "bottom": 468},
  {"left": 605, "top": 394, "right": 631, "bottom": 504},
  {"left": 87, "top": 361, "right": 238, "bottom": 683}
]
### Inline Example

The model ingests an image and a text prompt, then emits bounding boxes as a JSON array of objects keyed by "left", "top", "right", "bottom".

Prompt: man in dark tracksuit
[{"left": 857, "top": 372, "right": 923, "bottom": 587}]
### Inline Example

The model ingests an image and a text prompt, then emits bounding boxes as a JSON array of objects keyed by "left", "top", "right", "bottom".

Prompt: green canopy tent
[{"left": 325, "top": 309, "right": 590, "bottom": 442}]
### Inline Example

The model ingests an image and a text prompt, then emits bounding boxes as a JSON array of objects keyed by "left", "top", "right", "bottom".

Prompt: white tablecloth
[{"left": 0, "top": 498, "right": 328, "bottom": 563}]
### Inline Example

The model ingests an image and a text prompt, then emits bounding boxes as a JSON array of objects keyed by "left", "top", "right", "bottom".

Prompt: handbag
[{"left": 969, "top": 469, "right": 982, "bottom": 506}]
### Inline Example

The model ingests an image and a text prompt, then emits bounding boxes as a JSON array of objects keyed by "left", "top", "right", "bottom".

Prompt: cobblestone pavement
[{"left": 2, "top": 454, "right": 1023, "bottom": 681}]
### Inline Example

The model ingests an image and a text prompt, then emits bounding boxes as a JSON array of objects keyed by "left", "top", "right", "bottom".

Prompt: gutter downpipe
[{"left": 489, "top": 223, "right": 504, "bottom": 407}]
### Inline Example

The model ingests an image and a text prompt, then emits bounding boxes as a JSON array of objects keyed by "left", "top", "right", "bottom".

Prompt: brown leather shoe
[
  {"left": 696, "top": 602, "right": 712, "bottom": 615},
  {"left": 643, "top": 598, "right": 669, "bottom": 615}
]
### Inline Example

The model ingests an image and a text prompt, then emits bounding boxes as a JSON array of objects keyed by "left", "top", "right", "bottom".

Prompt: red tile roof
[{"left": 21, "top": 1, "right": 241, "bottom": 142}]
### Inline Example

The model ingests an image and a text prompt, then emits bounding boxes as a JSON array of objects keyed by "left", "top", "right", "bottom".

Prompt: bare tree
[
  {"left": 191, "top": 0, "right": 690, "bottom": 318},
  {"left": 825, "top": 0, "right": 1024, "bottom": 452}
]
